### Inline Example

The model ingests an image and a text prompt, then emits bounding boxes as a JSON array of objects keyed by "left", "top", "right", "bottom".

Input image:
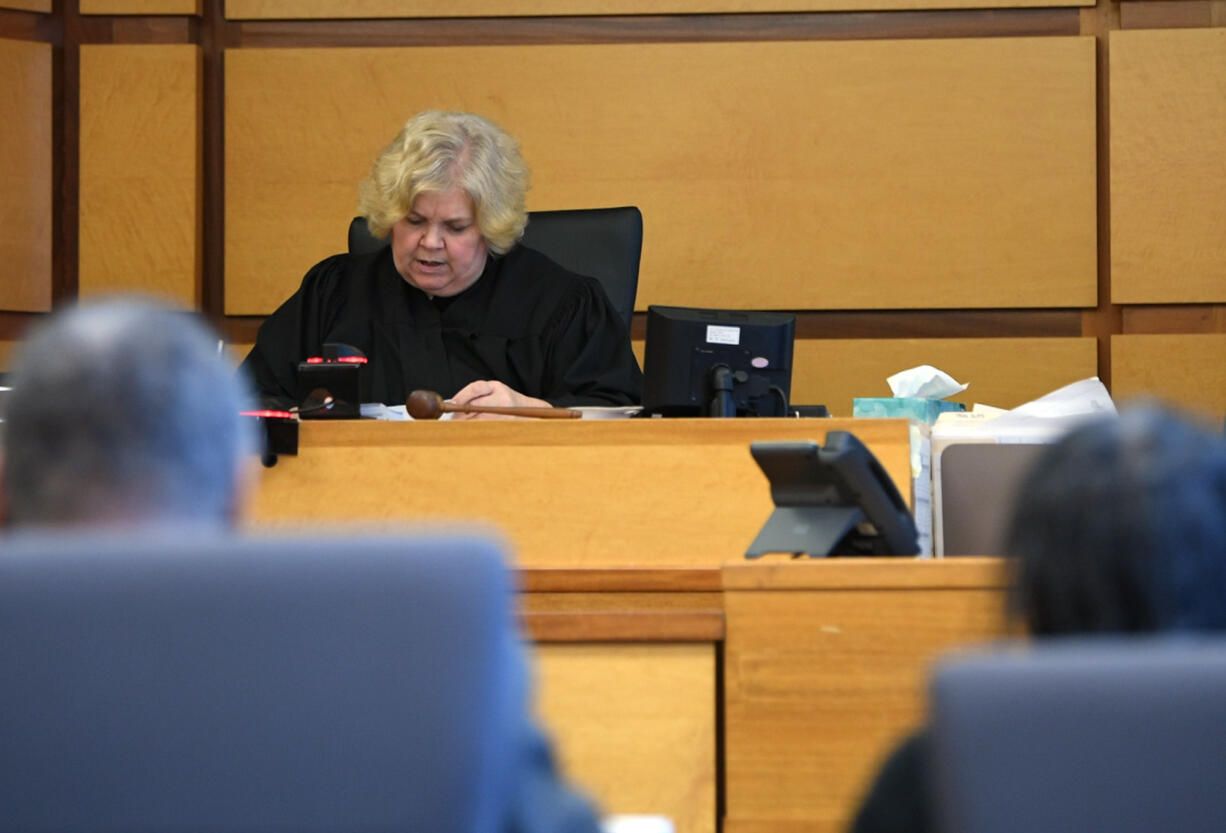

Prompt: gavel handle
[{"left": 441, "top": 402, "right": 582, "bottom": 419}]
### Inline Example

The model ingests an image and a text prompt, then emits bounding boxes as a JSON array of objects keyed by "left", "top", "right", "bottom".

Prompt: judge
[{"left": 241, "top": 110, "right": 643, "bottom": 413}]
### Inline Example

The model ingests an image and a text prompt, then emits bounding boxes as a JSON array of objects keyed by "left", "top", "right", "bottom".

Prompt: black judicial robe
[{"left": 242, "top": 245, "right": 643, "bottom": 408}]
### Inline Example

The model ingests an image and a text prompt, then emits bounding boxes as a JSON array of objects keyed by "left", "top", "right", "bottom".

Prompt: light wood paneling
[
  {"left": 79, "top": 44, "right": 201, "bottom": 306},
  {"left": 535, "top": 644, "right": 716, "bottom": 833},
  {"left": 249, "top": 418, "right": 915, "bottom": 568},
  {"left": 632, "top": 337, "right": 1097, "bottom": 416},
  {"left": 225, "top": 38, "right": 1096, "bottom": 315},
  {"left": 0, "top": 38, "right": 52, "bottom": 313},
  {"left": 1110, "top": 29, "right": 1226, "bottom": 303},
  {"left": 1111, "top": 333, "right": 1226, "bottom": 421},
  {"left": 227, "top": 0, "right": 1087, "bottom": 17},
  {"left": 793, "top": 336, "right": 1097, "bottom": 415},
  {"left": 0, "top": 1, "right": 52, "bottom": 11},
  {"left": 80, "top": 0, "right": 200, "bottom": 12},
  {"left": 723, "top": 559, "right": 1007, "bottom": 833}
]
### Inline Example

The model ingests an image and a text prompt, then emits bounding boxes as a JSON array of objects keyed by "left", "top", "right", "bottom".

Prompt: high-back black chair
[
  {"left": 0, "top": 530, "right": 524, "bottom": 833},
  {"left": 348, "top": 206, "right": 643, "bottom": 328},
  {"left": 931, "top": 637, "right": 1226, "bottom": 833}
]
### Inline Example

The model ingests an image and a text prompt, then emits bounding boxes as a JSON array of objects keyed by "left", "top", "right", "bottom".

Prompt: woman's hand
[{"left": 448, "top": 380, "right": 552, "bottom": 419}]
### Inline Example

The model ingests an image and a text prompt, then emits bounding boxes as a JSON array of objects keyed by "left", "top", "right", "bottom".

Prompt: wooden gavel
[{"left": 406, "top": 389, "right": 581, "bottom": 420}]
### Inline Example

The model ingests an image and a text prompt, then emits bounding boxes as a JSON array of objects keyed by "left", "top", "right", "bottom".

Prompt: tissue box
[{"left": 853, "top": 397, "right": 966, "bottom": 425}]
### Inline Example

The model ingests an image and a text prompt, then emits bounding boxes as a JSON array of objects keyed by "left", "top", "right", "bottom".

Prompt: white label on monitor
[{"left": 706, "top": 325, "right": 740, "bottom": 345}]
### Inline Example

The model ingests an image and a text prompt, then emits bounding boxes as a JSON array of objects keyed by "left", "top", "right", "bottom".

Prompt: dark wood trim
[
  {"left": 51, "top": 0, "right": 80, "bottom": 307},
  {"left": 520, "top": 567, "right": 723, "bottom": 593},
  {"left": 714, "top": 638, "right": 726, "bottom": 826},
  {"left": 629, "top": 308, "right": 1085, "bottom": 342},
  {"left": 200, "top": 0, "right": 224, "bottom": 323},
  {"left": 791, "top": 309, "right": 1086, "bottom": 339},
  {"left": 522, "top": 609, "right": 724, "bottom": 642},
  {"left": 0, "top": 7, "right": 58, "bottom": 40},
  {"left": 231, "top": 8, "right": 1080, "bottom": 49},
  {"left": 1120, "top": 0, "right": 1219, "bottom": 29},
  {"left": 0, "top": 311, "right": 45, "bottom": 342},
  {"left": 1122, "top": 304, "right": 1226, "bottom": 334},
  {"left": 227, "top": 308, "right": 1087, "bottom": 346},
  {"left": 77, "top": 14, "right": 197, "bottom": 43},
  {"left": 1079, "top": 0, "right": 1122, "bottom": 389},
  {"left": 220, "top": 316, "right": 262, "bottom": 344}
]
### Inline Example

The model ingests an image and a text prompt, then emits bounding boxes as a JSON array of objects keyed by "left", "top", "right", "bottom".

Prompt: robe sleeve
[
  {"left": 239, "top": 255, "right": 349, "bottom": 407},
  {"left": 538, "top": 277, "right": 643, "bottom": 408}
]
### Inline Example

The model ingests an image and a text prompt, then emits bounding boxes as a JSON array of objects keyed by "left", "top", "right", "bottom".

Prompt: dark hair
[{"left": 1005, "top": 405, "right": 1226, "bottom": 636}]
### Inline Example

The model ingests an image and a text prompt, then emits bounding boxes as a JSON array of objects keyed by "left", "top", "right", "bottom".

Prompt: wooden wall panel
[
  {"left": 79, "top": 44, "right": 201, "bottom": 306},
  {"left": 792, "top": 336, "right": 1098, "bottom": 414},
  {"left": 632, "top": 336, "right": 1097, "bottom": 416},
  {"left": 0, "top": 1, "right": 52, "bottom": 11},
  {"left": 1111, "top": 333, "right": 1226, "bottom": 421},
  {"left": 225, "top": 38, "right": 1097, "bottom": 315},
  {"left": 535, "top": 644, "right": 716, "bottom": 833},
  {"left": 0, "top": 38, "right": 52, "bottom": 313},
  {"left": 723, "top": 560, "right": 1007, "bottom": 833},
  {"left": 80, "top": 0, "right": 200, "bottom": 12},
  {"left": 1110, "top": 29, "right": 1226, "bottom": 304},
  {"left": 226, "top": 0, "right": 1087, "bottom": 18}
]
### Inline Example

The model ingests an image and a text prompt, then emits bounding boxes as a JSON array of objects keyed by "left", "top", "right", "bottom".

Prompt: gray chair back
[
  {"left": 348, "top": 206, "right": 642, "bottom": 328},
  {"left": 931, "top": 637, "right": 1226, "bottom": 833},
  {"left": 0, "top": 529, "right": 522, "bottom": 833}
]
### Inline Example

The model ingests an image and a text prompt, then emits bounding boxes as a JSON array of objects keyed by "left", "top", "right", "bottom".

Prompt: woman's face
[{"left": 390, "top": 187, "right": 488, "bottom": 297}]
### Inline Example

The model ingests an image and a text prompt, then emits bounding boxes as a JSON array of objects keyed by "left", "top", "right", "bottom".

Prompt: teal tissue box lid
[{"left": 852, "top": 397, "right": 966, "bottom": 424}]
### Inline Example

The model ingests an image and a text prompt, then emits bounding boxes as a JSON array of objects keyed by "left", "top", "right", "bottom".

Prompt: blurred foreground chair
[
  {"left": 348, "top": 206, "right": 642, "bottom": 329},
  {"left": 931, "top": 637, "right": 1226, "bottom": 833},
  {"left": 0, "top": 530, "right": 524, "bottom": 833}
]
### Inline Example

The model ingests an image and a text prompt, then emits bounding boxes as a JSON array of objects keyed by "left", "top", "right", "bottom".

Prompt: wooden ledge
[
  {"left": 722, "top": 556, "right": 1010, "bottom": 591},
  {"left": 523, "top": 609, "right": 724, "bottom": 643},
  {"left": 519, "top": 567, "right": 722, "bottom": 593}
]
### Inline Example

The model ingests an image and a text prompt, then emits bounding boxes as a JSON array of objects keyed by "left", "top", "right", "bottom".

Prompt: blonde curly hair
[{"left": 357, "top": 111, "right": 530, "bottom": 255}]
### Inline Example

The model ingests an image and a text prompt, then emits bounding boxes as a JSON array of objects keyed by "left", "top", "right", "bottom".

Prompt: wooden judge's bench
[{"left": 250, "top": 419, "right": 1008, "bottom": 833}]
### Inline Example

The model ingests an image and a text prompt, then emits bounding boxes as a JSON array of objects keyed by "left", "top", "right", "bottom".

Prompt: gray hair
[{"left": 1, "top": 297, "right": 256, "bottom": 527}]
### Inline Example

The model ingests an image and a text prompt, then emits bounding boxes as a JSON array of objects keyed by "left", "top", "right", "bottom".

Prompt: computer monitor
[{"left": 642, "top": 305, "right": 796, "bottom": 417}]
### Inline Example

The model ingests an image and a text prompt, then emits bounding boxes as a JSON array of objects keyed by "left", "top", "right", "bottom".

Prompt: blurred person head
[
  {"left": 1006, "top": 404, "right": 1226, "bottom": 636},
  {"left": 357, "top": 111, "right": 529, "bottom": 297},
  {"left": 0, "top": 297, "right": 256, "bottom": 528}
]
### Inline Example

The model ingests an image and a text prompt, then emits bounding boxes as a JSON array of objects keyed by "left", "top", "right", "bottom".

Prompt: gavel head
[{"left": 406, "top": 389, "right": 445, "bottom": 420}]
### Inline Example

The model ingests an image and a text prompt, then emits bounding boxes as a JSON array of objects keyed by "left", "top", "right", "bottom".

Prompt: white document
[{"left": 359, "top": 403, "right": 455, "bottom": 421}]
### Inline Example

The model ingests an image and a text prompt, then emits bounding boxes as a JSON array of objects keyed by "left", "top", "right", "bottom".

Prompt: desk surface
[{"left": 250, "top": 417, "right": 916, "bottom": 568}]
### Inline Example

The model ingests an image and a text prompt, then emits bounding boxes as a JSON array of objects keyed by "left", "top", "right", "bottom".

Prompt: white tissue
[
  {"left": 886, "top": 365, "right": 969, "bottom": 400},
  {"left": 601, "top": 816, "right": 674, "bottom": 833}
]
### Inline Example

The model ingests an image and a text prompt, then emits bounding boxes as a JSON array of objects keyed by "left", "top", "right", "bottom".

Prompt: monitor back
[
  {"left": 642, "top": 305, "right": 795, "bottom": 417},
  {"left": 936, "top": 442, "right": 1046, "bottom": 555},
  {"left": 0, "top": 530, "right": 521, "bottom": 833}
]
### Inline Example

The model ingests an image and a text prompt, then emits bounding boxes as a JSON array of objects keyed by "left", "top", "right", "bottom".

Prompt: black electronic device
[
  {"left": 296, "top": 343, "right": 365, "bottom": 419},
  {"left": 745, "top": 431, "right": 919, "bottom": 558},
  {"left": 641, "top": 305, "right": 795, "bottom": 417},
  {"left": 240, "top": 409, "right": 298, "bottom": 468}
]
